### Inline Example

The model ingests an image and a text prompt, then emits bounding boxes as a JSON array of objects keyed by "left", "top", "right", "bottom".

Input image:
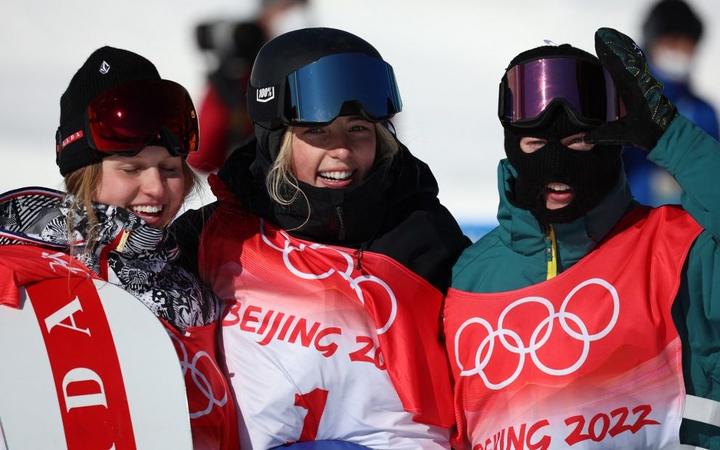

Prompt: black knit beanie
[{"left": 56, "top": 46, "right": 161, "bottom": 176}]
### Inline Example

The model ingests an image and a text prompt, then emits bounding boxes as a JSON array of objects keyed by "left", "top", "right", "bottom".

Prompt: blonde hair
[
  {"left": 266, "top": 122, "right": 399, "bottom": 205},
  {"left": 63, "top": 158, "right": 197, "bottom": 250}
]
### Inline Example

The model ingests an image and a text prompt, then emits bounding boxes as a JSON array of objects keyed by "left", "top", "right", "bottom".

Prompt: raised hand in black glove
[{"left": 584, "top": 27, "right": 677, "bottom": 150}]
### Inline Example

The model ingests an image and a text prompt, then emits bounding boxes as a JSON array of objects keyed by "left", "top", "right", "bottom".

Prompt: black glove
[{"left": 585, "top": 27, "right": 677, "bottom": 150}]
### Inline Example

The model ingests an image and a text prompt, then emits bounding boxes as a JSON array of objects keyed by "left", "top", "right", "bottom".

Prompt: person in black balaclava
[
  {"left": 502, "top": 45, "right": 623, "bottom": 225},
  {"left": 172, "top": 27, "right": 469, "bottom": 450},
  {"left": 446, "top": 28, "right": 720, "bottom": 450}
]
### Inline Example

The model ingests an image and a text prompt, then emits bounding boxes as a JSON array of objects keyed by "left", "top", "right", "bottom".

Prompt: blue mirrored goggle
[{"left": 285, "top": 53, "right": 402, "bottom": 125}]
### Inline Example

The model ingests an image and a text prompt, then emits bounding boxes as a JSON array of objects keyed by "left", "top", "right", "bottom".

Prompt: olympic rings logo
[
  {"left": 454, "top": 278, "right": 620, "bottom": 390},
  {"left": 259, "top": 219, "right": 398, "bottom": 335},
  {"left": 169, "top": 333, "right": 228, "bottom": 419}
]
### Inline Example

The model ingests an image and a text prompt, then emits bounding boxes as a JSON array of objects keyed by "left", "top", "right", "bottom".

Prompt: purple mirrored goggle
[{"left": 498, "top": 56, "right": 625, "bottom": 128}]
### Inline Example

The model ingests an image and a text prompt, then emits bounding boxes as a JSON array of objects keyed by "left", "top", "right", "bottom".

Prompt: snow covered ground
[{"left": 2, "top": 0, "right": 719, "bottom": 232}]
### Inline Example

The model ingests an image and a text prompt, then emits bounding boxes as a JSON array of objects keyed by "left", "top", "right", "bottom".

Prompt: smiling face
[
  {"left": 290, "top": 116, "right": 377, "bottom": 189},
  {"left": 519, "top": 132, "right": 595, "bottom": 210},
  {"left": 94, "top": 145, "right": 186, "bottom": 228}
]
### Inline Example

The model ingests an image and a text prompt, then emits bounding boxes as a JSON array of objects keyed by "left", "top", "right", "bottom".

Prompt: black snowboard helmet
[{"left": 247, "top": 27, "right": 402, "bottom": 130}]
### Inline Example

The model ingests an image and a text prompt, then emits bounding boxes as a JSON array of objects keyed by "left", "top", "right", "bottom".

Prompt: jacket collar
[
  {"left": 496, "top": 159, "right": 634, "bottom": 264},
  {"left": 0, "top": 186, "right": 172, "bottom": 275},
  {"left": 218, "top": 136, "right": 439, "bottom": 247}
]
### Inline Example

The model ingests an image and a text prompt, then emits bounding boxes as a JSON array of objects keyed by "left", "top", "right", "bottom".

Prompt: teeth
[
  {"left": 547, "top": 182, "right": 571, "bottom": 193},
  {"left": 319, "top": 171, "right": 352, "bottom": 181},
  {"left": 132, "top": 205, "right": 163, "bottom": 214}
]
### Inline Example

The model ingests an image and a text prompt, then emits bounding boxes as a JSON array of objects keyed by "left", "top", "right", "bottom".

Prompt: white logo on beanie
[{"left": 99, "top": 61, "right": 110, "bottom": 74}]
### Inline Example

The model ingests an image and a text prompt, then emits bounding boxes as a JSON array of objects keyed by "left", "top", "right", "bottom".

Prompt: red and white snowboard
[{"left": 0, "top": 277, "right": 192, "bottom": 450}]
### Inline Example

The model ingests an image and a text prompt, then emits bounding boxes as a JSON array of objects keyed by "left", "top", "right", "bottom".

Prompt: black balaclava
[{"left": 503, "top": 45, "right": 622, "bottom": 225}]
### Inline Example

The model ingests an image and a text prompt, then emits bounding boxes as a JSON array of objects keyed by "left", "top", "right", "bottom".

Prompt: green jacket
[{"left": 452, "top": 114, "right": 720, "bottom": 449}]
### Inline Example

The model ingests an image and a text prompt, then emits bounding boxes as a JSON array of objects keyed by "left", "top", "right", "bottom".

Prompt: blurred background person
[
  {"left": 190, "top": 20, "right": 266, "bottom": 172},
  {"left": 623, "top": 0, "right": 719, "bottom": 206},
  {"left": 189, "top": 0, "right": 312, "bottom": 173}
]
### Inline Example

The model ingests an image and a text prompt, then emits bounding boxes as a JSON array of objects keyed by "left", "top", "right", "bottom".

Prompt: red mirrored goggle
[{"left": 57, "top": 79, "right": 198, "bottom": 156}]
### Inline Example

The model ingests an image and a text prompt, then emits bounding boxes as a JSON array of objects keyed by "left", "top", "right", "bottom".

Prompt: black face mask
[{"left": 504, "top": 110, "right": 622, "bottom": 225}]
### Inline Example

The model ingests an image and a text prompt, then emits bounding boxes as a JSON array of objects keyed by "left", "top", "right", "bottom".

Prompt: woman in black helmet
[{"left": 174, "top": 27, "right": 469, "bottom": 449}]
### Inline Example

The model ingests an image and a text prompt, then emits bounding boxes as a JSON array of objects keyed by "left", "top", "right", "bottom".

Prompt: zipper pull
[
  {"left": 116, "top": 229, "right": 130, "bottom": 253},
  {"left": 335, "top": 206, "right": 346, "bottom": 241}
]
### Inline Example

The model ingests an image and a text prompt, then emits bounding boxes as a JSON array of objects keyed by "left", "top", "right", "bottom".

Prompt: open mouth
[
  {"left": 544, "top": 182, "right": 574, "bottom": 208},
  {"left": 316, "top": 170, "right": 356, "bottom": 188},
  {"left": 318, "top": 170, "right": 354, "bottom": 182},
  {"left": 545, "top": 182, "right": 572, "bottom": 194},
  {"left": 131, "top": 204, "right": 164, "bottom": 214},
  {"left": 129, "top": 204, "right": 166, "bottom": 226}
]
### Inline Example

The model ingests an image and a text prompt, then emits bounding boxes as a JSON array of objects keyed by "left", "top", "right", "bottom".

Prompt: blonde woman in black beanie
[{"left": 0, "top": 46, "right": 237, "bottom": 450}]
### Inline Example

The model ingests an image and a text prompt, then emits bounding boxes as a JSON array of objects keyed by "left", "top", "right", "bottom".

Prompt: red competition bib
[
  {"left": 199, "top": 202, "right": 454, "bottom": 449},
  {"left": 444, "top": 206, "right": 702, "bottom": 450},
  {"left": 163, "top": 321, "right": 239, "bottom": 450}
]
